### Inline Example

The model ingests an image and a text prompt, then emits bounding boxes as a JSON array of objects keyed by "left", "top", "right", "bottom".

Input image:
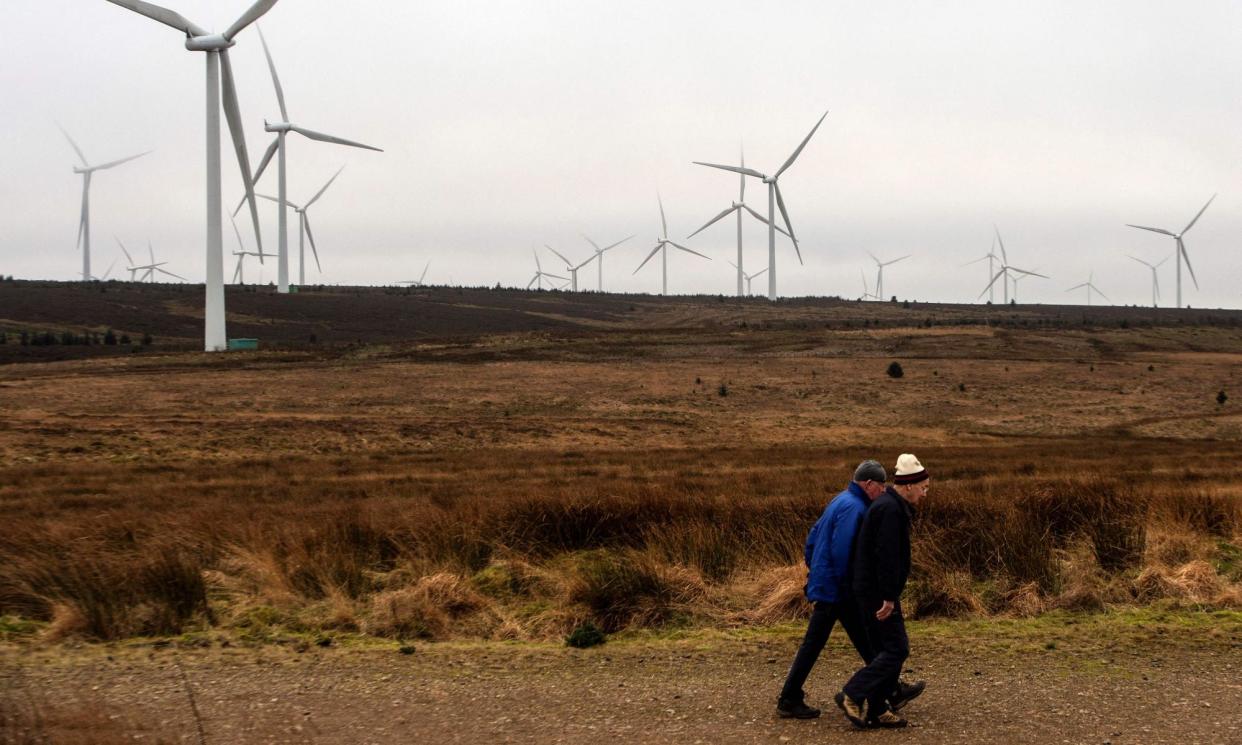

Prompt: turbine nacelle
[
  {"left": 264, "top": 120, "right": 293, "bottom": 133},
  {"left": 185, "top": 34, "right": 235, "bottom": 52}
]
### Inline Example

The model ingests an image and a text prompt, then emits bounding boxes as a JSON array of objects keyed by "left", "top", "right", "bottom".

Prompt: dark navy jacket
[
  {"left": 803, "top": 482, "right": 871, "bottom": 603},
  {"left": 851, "top": 485, "right": 914, "bottom": 602}
]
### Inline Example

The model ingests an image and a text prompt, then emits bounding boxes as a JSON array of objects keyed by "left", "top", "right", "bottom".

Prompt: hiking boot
[
  {"left": 889, "top": 678, "right": 926, "bottom": 712},
  {"left": 868, "top": 710, "right": 908, "bottom": 728},
  {"left": 776, "top": 697, "right": 821, "bottom": 719},
  {"left": 835, "top": 691, "right": 868, "bottom": 728}
]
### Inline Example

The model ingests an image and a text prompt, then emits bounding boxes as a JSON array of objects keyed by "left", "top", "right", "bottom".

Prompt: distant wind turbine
[
  {"left": 979, "top": 227, "right": 1048, "bottom": 304},
  {"left": 121, "top": 239, "right": 187, "bottom": 283},
  {"left": 694, "top": 110, "right": 828, "bottom": 300},
  {"left": 527, "top": 249, "right": 566, "bottom": 290},
  {"left": 58, "top": 126, "right": 150, "bottom": 283},
  {"left": 1127, "top": 255, "right": 1168, "bottom": 308},
  {"left": 229, "top": 215, "right": 274, "bottom": 284},
  {"left": 962, "top": 239, "right": 1000, "bottom": 303},
  {"left": 1126, "top": 195, "right": 1215, "bottom": 309},
  {"left": 634, "top": 195, "right": 711, "bottom": 295},
  {"left": 859, "top": 269, "right": 879, "bottom": 300},
  {"left": 91, "top": 259, "right": 118, "bottom": 282},
  {"left": 545, "top": 246, "right": 597, "bottom": 292},
  {"left": 727, "top": 261, "right": 768, "bottom": 297},
  {"left": 687, "top": 146, "right": 788, "bottom": 297},
  {"left": 104, "top": 0, "right": 275, "bottom": 351},
  {"left": 580, "top": 234, "right": 633, "bottom": 292},
  {"left": 869, "top": 252, "right": 910, "bottom": 302},
  {"left": 1066, "top": 271, "right": 1110, "bottom": 306},
  {"left": 398, "top": 262, "right": 431, "bottom": 287},
  {"left": 235, "top": 26, "right": 382, "bottom": 295},
  {"left": 256, "top": 166, "right": 346, "bottom": 285}
]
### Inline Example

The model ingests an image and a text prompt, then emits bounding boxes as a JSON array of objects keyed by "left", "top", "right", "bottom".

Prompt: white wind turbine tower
[
  {"left": 237, "top": 27, "right": 382, "bottom": 294},
  {"left": 398, "top": 262, "right": 431, "bottom": 287},
  {"left": 527, "top": 250, "right": 567, "bottom": 290},
  {"left": 1126, "top": 195, "right": 1215, "bottom": 309},
  {"left": 105, "top": 0, "right": 274, "bottom": 352},
  {"left": 1127, "top": 255, "right": 1168, "bottom": 308},
  {"left": 727, "top": 261, "right": 768, "bottom": 296},
  {"left": 59, "top": 127, "right": 150, "bottom": 283},
  {"left": 634, "top": 196, "right": 711, "bottom": 296},
  {"left": 869, "top": 252, "right": 909, "bottom": 302},
  {"left": 687, "top": 147, "right": 788, "bottom": 297},
  {"left": 229, "top": 215, "right": 273, "bottom": 284},
  {"left": 694, "top": 110, "right": 828, "bottom": 301},
  {"left": 1066, "top": 271, "right": 1110, "bottom": 306},
  {"left": 256, "top": 166, "right": 346, "bottom": 285},
  {"left": 962, "top": 239, "right": 1000, "bottom": 303},
  {"left": 545, "top": 246, "right": 597, "bottom": 292},
  {"left": 979, "top": 227, "right": 1048, "bottom": 304},
  {"left": 581, "top": 235, "right": 633, "bottom": 292}
]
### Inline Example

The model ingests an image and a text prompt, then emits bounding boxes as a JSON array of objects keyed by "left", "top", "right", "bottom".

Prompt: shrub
[
  {"left": 1218, "top": 390, "right": 1228, "bottom": 406},
  {"left": 565, "top": 621, "right": 606, "bottom": 648},
  {"left": 886, "top": 362, "right": 904, "bottom": 379},
  {"left": 104, "top": 329, "right": 117, "bottom": 346}
]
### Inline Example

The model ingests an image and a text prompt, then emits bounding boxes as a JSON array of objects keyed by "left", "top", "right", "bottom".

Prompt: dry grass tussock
[{"left": 1, "top": 444, "right": 1240, "bottom": 642}]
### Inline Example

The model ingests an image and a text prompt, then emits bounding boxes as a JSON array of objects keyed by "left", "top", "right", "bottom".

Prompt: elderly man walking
[
  {"left": 776, "top": 460, "right": 922, "bottom": 719},
  {"left": 837, "top": 453, "right": 929, "bottom": 729}
]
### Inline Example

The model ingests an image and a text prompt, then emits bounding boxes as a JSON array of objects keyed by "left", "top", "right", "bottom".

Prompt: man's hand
[{"left": 876, "top": 600, "right": 895, "bottom": 621}]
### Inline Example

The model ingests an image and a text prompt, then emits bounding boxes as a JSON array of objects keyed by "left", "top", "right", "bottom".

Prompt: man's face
[
  {"left": 861, "top": 479, "right": 886, "bottom": 500},
  {"left": 903, "top": 479, "right": 930, "bottom": 505}
]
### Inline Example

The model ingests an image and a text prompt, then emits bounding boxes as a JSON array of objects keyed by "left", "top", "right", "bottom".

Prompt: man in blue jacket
[{"left": 776, "top": 460, "right": 889, "bottom": 719}]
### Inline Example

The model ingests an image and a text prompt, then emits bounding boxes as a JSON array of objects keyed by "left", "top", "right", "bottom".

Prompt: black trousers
[
  {"left": 842, "top": 596, "right": 909, "bottom": 716},
  {"left": 779, "top": 598, "right": 873, "bottom": 703}
]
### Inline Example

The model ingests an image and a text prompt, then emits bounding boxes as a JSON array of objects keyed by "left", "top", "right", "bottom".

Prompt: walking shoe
[
  {"left": 889, "top": 678, "right": 926, "bottom": 712},
  {"left": 868, "top": 710, "right": 908, "bottom": 728},
  {"left": 776, "top": 697, "right": 821, "bottom": 719},
  {"left": 835, "top": 691, "right": 868, "bottom": 728}
]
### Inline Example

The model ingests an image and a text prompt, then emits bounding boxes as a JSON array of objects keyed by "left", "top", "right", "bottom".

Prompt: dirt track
[{"left": 5, "top": 620, "right": 1239, "bottom": 745}]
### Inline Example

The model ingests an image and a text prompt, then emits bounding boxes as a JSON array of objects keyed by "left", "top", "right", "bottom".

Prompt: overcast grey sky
[{"left": 3, "top": 1, "right": 1240, "bottom": 306}]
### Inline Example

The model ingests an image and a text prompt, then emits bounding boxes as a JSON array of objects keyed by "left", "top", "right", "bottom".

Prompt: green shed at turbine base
[{"left": 227, "top": 338, "right": 259, "bottom": 351}]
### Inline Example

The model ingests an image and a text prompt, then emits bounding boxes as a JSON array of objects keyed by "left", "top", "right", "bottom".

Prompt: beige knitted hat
[{"left": 893, "top": 453, "right": 928, "bottom": 485}]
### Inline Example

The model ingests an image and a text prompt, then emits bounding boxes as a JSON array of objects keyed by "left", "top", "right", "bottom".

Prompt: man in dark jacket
[
  {"left": 838, "top": 453, "right": 929, "bottom": 729},
  {"left": 775, "top": 460, "right": 888, "bottom": 719}
]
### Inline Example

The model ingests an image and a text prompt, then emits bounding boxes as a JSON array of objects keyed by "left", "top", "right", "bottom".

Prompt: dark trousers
[
  {"left": 779, "top": 598, "right": 873, "bottom": 703},
  {"left": 842, "top": 596, "right": 909, "bottom": 716}
]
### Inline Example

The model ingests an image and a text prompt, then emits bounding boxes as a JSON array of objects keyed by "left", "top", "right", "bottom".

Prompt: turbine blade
[
  {"left": 668, "top": 241, "right": 711, "bottom": 260},
  {"left": 978, "top": 269, "right": 1006, "bottom": 299},
  {"left": 1008, "top": 268, "right": 1049, "bottom": 279},
  {"left": 157, "top": 267, "right": 188, "bottom": 281},
  {"left": 657, "top": 194, "right": 668, "bottom": 239},
  {"left": 115, "top": 236, "right": 134, "bottom": 265},
  {"left": 543, "top": 272, "right": 568, "bottom": 281},
  {"left": 581, "top": 235, "right": 601, "bottom": 251},
  {"left": 148, "top": 240, "right": 155, "bottom": 266},
  {"left": 633, "top": 244, "right": 663, "bottom": 274},
  {"left": 1095, "top": 286, "right": 1111, "bottom": 303},
  {"left": 533, "top": 248, "right": 542, "bottom": 272},
  {"left": 58, "top": 125, "right": 90, "bottom": 167},
  {"left": 76, "top": 186, "right": 88, "bottom": 251},
  {"left": 885, "top": 255, "right": 911, "bottom": 266},
  {"left": 773, "top": 184, "right": 803, "bottom": 265},
  {"left": 234, "top": 137, "right": 280, "bottom": 216},
  {"left": 1066, "top": 283, "right": 1087, "bottom": 291},
  {"left": 220, "top": 48, "right": 264, "bottom": 256},
  {"left": 775, "top": 109, "right": 828, "bottom": 179},
  {"left": 687, "top": 205, "right": 737, "bottom": 239},
  {"left": 600, "top": 235, "right": 633, "bottom": 253},
  {"left": 692, "top": 161, "right": 766, "bottom": 179},
  {"left": 546, "top": 245, "right": 572, "bottom": 266},
  {"left": 751, "top": 267, "right": 767, "bottom": 278},
  {"left": 993, "top": 225, "right": 1008, "bottom": 265},
  {"left": 233, "top": 256, "right": 242, "bottom": 283},
  {"left": 1182, "top": 193, "right": 1216, "bottom": 234},
  {"left": 224, "top": 0, "right": 279, "bottom": 41},
  {"left": 306, "top": 166, "right": 345, "bottom": 208},
  {"left": 739, "top": 145, "right": 746, "bottom": 201},
  {"left": 1125, "top": 224, "right": 1175, "bottom": 237},
  {"left": 256, "top": 26, "right": 288, "bottom": 121},
  {"left": 961, "top": 254, "right": 990, "bottom": 267},
  {"left": 1155, "top": 256, "right": 1169, "bottom": 268},
  {"left": 91, "top": 150, "right": 152, "bottom": 171},
  {"left": 1126, "top": 255, "right": 1152, "bottom": 269},
  {"left": 303, "top": 214, "right": 321, "bottom": 272},
  {"left": 289, "top": 126, "right": 383, "bottom": 152},
  {"left": 101, "top": 259, "right": 116, "bottom": 280},
  {"left": 527, "top": 274, "right": 537, "bottom": 289},
  {"left": 420, "top": 261, "right": 429, "bottom": 284},
  {"left": 104, "top": 0, "right": 207, "bottom": 37},
  {"left": 229, "top": 213, "right": 246, "bottom": 251},
  {"left": 741, "top": 204, "right": 790, "bottom": 236},
  {"left": 574, "top": 253, "right": 598, "bottom": 270},
  {"left": 1179, "top": 239, "right": 1199, "bottom": 289}
]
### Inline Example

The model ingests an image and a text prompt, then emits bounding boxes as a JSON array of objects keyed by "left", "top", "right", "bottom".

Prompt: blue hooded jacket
[{"left": 803, "top": 482, "right": 871, "bottom": 603}]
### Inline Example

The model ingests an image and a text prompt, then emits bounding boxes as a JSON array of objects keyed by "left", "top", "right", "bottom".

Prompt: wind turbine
[
  {"left": 90, "top": 259, "right": 118, "bottom": 282},
  {"left": 527, "top": 250, "right": 566, "bottom": 290},
  {"left": 1126, "top": 195, "right": 1215, "bottom": 309},
  {"left": 859, "top": 269, "right": 879, "bottom": 300},
  {"left": 1066, "top": 271, "right": 1110, "bottom": 306},
  {"left": 727, "top": 261, "right": 768, "bottom": 296},
  {"left": 398, "top": 262, "right": 431, "bottom": 287},
  {"left": 581, "top": 234, "right": 633, "bottom": 292},
  {"left": 229, "top": 215, "right": 274, "bottom": 284},
  {"left": 1127, "top": 255, "right": 1168, "bottom": 308},
  {"left": 59, "top": 127, "right": 150, "bottom": 283},
  {"left": 236, "top": 26, "right": 382, "bottom": 294},
  {"left": 687, "top": 147, "right": 789, "bottom": 297},
  {"left": 125, "top": 240, "right": 187, "bottom": 283},
  {"left": 869, "top": 252, "right": 909, "bottom": 302},
  {"left": 694, "top": 110, "right": 828, "bottom": 300},
  {"left": 256, "top": 166, "right": 345, "bottom": 285},
  {"left": 962, "top": 239, "right": 1000, "bottom": 303},
  {"left": 104, "top": 0, "right": 274, "bottom": 352},
  {"left": 545, "top": 246, "right": 597, "bottom": 292},
  {"left": 634, "top": 196, "right": 711, "bottom": 296},
  {"left": 979, "top": 227, "right": 1048, "bottom": 304}
]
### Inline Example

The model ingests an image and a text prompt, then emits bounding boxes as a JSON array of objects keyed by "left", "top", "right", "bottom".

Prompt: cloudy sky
[{"left": 2, "top": 1, "right": 1240, "bottom": 307}]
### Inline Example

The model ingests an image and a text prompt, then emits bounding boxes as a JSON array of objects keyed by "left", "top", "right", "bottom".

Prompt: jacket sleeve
[
  {"left": 827, "top": 504, "right": 855, "bottom": 586},
  {"left": 874, "top": 503, "right": 904, "bottom": 601},
  {"left": 804, "top": 521, "right": 817, "bottom": 569}
]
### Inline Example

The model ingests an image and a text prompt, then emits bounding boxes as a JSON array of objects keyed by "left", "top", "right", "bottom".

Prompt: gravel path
[{"left": 4, "top": 625, "right": 1239, "bottom": 744}]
